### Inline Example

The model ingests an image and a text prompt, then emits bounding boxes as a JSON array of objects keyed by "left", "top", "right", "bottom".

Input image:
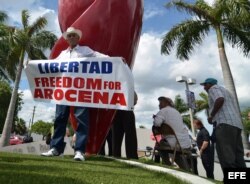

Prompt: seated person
[
  {"left": 150, "top": 133, "right": 162, "bottom": 163},
  {"left": 153, "top": 96, "right": 191, "bottom": 170}
]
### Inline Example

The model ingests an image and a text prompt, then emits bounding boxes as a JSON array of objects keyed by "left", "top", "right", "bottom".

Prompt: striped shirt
[
  {"left": 208, "top": 85, "right": 242, "bottom": 129},
  {"left": 153, "top": 106, "right": 191, "bottom": 149}
]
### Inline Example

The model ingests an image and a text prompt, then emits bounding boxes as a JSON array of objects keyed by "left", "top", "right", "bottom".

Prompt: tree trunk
[
  {"left": 0, "top": 51, "right": 24, "bottom": 147},
  {"left": 215, "top": 27, "right": 250, "bottom": 149}
]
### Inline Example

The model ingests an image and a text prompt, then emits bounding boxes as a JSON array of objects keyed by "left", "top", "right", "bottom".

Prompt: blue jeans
[{"left": 50, "top": 105, "right": 89, "bottom": 154}]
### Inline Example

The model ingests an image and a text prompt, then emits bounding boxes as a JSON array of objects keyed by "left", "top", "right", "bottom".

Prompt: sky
[{"left": 1, "top": 0, "right": 250, "bottom": 133}]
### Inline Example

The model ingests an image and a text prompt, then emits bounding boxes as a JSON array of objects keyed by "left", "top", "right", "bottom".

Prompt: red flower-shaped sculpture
[{"left": 50, "top": 0, "right": 143, "bottom": 154}]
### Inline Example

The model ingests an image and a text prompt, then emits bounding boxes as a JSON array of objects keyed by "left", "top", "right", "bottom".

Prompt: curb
[{"left": 112, "top": 158, "right": 215, "bottom": 184}]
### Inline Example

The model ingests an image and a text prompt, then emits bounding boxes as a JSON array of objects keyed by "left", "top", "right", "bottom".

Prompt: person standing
[
  {"left": 200, "top": 78, "right": 246, "bottom": 172},
  {"left": 41, "top": 27, "right": 107, "bottom": 161},
  {"left": 193, "top": 119, "right": 214, "bottom": 179},
  {"left": 112, "top": 92, "right": 138, "bottom": 159},
  {"left": 99, "top": 127, "right": 113, "bottom": 156}
]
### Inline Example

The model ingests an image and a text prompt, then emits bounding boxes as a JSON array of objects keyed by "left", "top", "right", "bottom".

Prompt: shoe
[
  {"left": 41, "top": 148, "right": 59, "bottom": 157},
  {"left": 74, "top": 151, "right": 85, "bottom": 161}
]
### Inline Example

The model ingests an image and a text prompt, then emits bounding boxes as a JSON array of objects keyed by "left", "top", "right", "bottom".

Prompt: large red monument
[{"left": 50, "top": 0, "right": 143, "bottom": 154}]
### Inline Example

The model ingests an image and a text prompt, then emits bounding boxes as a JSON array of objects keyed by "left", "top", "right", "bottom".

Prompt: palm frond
[
  {"left": 0, "top": 66, "right": 11, "bottom": 83},
  {"left": 174, "top": 95, "right": 189, "bottom": 113},
  {"left": 199, "top": 92, "right": 208, "bottom": 101},
  {"left": 222, "top": 23, "right": 250, "bottom": 57},
  {"left": 12, "top": 29, "right": 30, "bottom": 48},
  {"left": 194, "top": 92, "right": 208, "bottom": 114},
  {"left": 5, "top": 46, "right": 22, "bottom": 80},
  {"left": 166, "top": 0, "right": 217, "bottom": 23},
  {"left": 28, "top": 17, "right": 47, "bottom": 36},
  {"left": 0, "top": 11, "right": 8, "bottom": 23},
  {"left": 21, "top": 10, "right": 29, "bottom": 29},
  {"left": 161, "top": 20, "right": 210, "bottom": 60},
  {"left": 220, "top": 0, "right": 250, "bottom": 28},
  {"left": 31, "top": 30, "right": 57, "bottom": 50},
  {"left": 27, "top": 46, "right": 47, "bottom": 60}
]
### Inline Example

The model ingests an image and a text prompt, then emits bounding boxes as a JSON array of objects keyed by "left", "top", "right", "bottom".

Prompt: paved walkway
[{"left": 113, "top": 158, "right": 215, "bottom": 184}]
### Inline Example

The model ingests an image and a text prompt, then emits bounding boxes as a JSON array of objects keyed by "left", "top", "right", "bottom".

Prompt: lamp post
[{"left": 176, "top": 76, "right": 196, "bottom": 137}]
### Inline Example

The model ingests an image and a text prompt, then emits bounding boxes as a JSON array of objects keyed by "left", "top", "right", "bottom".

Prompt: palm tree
[
  {"left": 195, "top": 92, "right": 209, "bottom": 115},
  {"left": 173, "top": 95, "right": 192, "bottom": 128},
  {"left": 174, "top": 94, "right": 189, "bottom": 113},
  {"left": 0, "top": 10, "right": 57, "bottom": 147},
  {"left": 0, "top": 11, "right": 11, "bottom": 82},
  {"left": 161, "top": 0, "right": 250, "bottom": 148}
]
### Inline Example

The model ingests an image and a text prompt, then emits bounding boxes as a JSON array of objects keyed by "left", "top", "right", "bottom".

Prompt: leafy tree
[
  {"left": 241, "top": 108, "right": 250, "bottom": 135},
  {"left": 173, "top": 95, "right": 193, "bottom": 128},
  {"left": 0, "top": 11, "right": 7, "bottom": 22},
  {"left": 31, "top": 120, "right": 53, "bottom": 140},
  {"left": 0, "top": 10, "right": 57, "bottom": 147},
  {"left": 13, "top": 118, "right": 27, "bottom": 135},
  {"left": 174, "top": 94, "right": 189, "bottom": 113},
  {"left": 0, "top": 10, "right": 11, "bottom": 82},
  {"left": 139, "top": 125, "right": 146, "bottom": 129},
  {"left": 195, "top": 92, "right": 209, "bottom": 116},
  {"left": 0, "top": 80, "right": 23, "bottom": 133},
  {"left": 0, "top": 80, "right": 11, "bottom": 132}
]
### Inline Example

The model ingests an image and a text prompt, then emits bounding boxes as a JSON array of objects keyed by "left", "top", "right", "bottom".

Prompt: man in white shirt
[
  {"left": 153, "top": 96, "right": 191, "bottom": 169},
  {"left": 41, "top": 27, "right": 107, "bottom": 161},
  {"left": 200, "top": 78, "right": 246, "bottom": 171}
]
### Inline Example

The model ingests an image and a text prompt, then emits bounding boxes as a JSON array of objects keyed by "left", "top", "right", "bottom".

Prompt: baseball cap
[{"left": 200, "top": 78, "right": 217, "bottom": 85}]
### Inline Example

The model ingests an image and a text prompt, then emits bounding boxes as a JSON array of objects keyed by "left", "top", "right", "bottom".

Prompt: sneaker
[
  {"left": 74, "top": 151, "right": 85, "bottom": 161},
  {"left": 41, "top": 148, "right": 59, "bottom": 157}
]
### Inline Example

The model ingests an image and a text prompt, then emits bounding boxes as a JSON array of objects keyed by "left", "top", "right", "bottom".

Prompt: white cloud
[
  {"left": 18, "top": 89, "right": 55, "bottom": 127},
  {"left": 0, "top": 0, "right": 40, "bottom": 11},
  {"left": 0, "top": 0, "right": 60, "bottom": 36},
  {"left": 133, "top": 32, "right": 250, "bottom": 128},
  {"left": 204, "top": 0, "right": 214, "bottom": 6},
  {"left": 144, "top": 6, "right": 164, "bottom": 20}
]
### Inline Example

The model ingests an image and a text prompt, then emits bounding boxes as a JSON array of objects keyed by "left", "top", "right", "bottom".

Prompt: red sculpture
[{"left": 50, "top": 0, "right": 143, "bottom": 154}]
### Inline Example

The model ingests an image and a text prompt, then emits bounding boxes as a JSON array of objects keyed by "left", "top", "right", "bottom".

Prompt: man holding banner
[{"left": 41, "top": 27, "right": 108, "bottom": 161}]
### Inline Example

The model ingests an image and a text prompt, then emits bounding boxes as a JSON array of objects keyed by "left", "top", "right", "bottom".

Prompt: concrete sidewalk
[{"left": 113, "top": 158, "right": 215, "bottom": 184}]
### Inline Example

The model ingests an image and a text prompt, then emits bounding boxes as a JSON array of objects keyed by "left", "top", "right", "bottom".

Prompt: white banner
[{"left": 24, "top": 57, "right": 134, "bottom": 110}]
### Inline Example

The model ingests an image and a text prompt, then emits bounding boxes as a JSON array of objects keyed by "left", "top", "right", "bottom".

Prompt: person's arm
[
  {"left": 208, "top": 97, "right": 224, "bottom": 123},
  {"left": 199, "top": 141, "right": 209, "bottom": 155},
  {"left": 153, "top": 111, "right": 165, "bottom": 127}
]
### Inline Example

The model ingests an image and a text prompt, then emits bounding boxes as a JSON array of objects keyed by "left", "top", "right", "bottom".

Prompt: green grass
[{"left": 0, "top": 152, "right": 189, "bottom": 184}]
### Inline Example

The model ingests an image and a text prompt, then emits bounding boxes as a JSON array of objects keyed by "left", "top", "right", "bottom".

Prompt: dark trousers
[
  {"left": 160, "top": 150, "right": 192, "bottom": 171},
  {"left": 191, "top": 148, "right": 198, "bottom": 175},
  {"left": 112, "top": 110, "right": 138, "bottom": 159},
  {"left": 154, "top": 153, "right": 161, "bottom": 163},
  {"left": 99, "top": 128, "right": 113, "bottom": 156},
  {"left": 216, "top": 123, "right": 246, "bottom": 173},
  {"left": 51, "top": 105, "right": 89, "bottom": 154},
  {"left": 201, "top": 153, "right": 214, "bottom": 179}
]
